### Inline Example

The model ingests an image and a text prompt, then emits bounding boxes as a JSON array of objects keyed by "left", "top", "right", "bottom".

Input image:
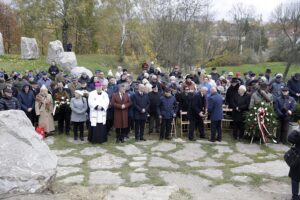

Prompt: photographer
[{"left": 287, "top": 130, "right": 300, "bottom": 200}]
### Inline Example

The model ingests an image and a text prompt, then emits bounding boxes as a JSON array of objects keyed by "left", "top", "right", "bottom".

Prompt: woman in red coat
[{"left": 111, "top": 84, "right": 132, "bottom": 143}]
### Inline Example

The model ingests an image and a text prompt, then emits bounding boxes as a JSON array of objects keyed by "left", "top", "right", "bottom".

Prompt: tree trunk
[
  {"left": 62, "top": 19, "right": 69, "bottom": 51},
  {"left": 119, "top": 23, "right": 126, "bottom": 62},
  {"left": 283, "top": 61, "right": 292, "bottom": 82}
]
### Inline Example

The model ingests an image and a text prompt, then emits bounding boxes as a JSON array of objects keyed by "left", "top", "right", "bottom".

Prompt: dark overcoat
[
  {"left": 111, "top": 92, "right": 132, "bottom": 128},
  {"left": 232, "top": 93, "right": 251, "bottom": 122},
  {"left": 133, "top": 92, "right": 149, "bottom": 120},
  {"left": 288, "top": 130, "right": 300, "bottom": 181}
]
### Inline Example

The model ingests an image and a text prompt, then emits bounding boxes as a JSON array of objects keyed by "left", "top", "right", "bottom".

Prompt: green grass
[
  {"left": 210, "top": 62, "right": 299, "bottom": 78},
  {"left": 1, "top": 54, "right": 299, "bottom": 78},
  {"left": 0, "top": 54, "right": 140, "bottom": 75}
]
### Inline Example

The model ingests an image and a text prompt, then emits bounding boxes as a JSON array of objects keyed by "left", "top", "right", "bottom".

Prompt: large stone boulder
[
  {"left": 47, "top": 40, "right": 77, "bottom": 71},
  {"left": 0, "top": 32, "right": 4, "bottom": 55},
  {"left": 0, "top": 110, "right": 57, "bottom": 197},
  {"left": 47, "top": 40, "right": 64, "bottom": 64},
  {"left": 59, "top": 52, "right": 78, "bottom": 71},
  {"left": 21, "top": 37, "right": 39, "bottom": 59},
  {"left": 70, "top": 66, "right": 93, "bottom": 78}
]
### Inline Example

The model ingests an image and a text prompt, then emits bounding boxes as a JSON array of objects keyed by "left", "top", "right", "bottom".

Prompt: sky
[{"left": 211, "top": 0, "right": 284, "bottom": 22}]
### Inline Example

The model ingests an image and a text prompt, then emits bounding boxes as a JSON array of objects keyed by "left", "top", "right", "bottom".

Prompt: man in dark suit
[
  {"left": 188, "top": 87, "right": 207, "bottom": 141},
  {"left": 133, "top": 84, "right": 149, "bottom": 141},
  {"left": 274, "top": 86, "right": 296, "bottom": 144},
  {"left": 208, "top": 87, "right": 223, "bottom": 142},
  {"left": 148, "top": 84, "right": 161, "bottom": 134}
]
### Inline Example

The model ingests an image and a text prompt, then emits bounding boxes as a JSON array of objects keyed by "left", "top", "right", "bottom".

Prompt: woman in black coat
[
  {"left": 232, "top": 85, "right": 250, "bottom": 140},
  {"left": 288, "top": 129, "right": 300, "bottom": 200}
]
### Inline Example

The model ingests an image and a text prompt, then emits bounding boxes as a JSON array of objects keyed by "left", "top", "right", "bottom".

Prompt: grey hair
[
  {"left": 201, "top": 87, "right": 208, "bottom": 91},
  {"left": 239, "top": 85, "right": 247, "bottom": 92}
]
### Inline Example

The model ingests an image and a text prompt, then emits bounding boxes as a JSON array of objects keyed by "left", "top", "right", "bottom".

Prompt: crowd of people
[{"left": 0, "top": 62, "right": 299, "bottom": 145}]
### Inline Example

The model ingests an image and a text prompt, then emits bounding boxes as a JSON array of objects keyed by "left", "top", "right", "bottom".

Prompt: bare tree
[
  {"left": 229, "top": 3, "right": 256, "bottom": 54},
  {"left": 140, "top": 0, "right": 211, "bottom": 69},
  {"left": 273, "top": 0, "right": 300, "bottom": 80}
]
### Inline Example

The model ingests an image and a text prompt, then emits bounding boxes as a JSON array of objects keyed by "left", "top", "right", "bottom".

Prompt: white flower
[
  {"left": 61, "top": 97, "right": 65, "bottom": 100},
  {"left": 250, "top": 114, "right": 253, "bottom": 116},
  {"left": 267, "top": 119, "right": 270, "bottom": 121},
  {"left": 255, "top": 113, "right": 258, "bottom": 115},
  {"left": 266, "top": 113, "right": 269, "bottom": 116},
  {"left": 261, "top": 102, "right": 265, "bottom": 105},
  {"left": 265, "top": 108, "right": 268, "bottom": 111},
  {"left": 270, "top": 113, "right": 273, "bottom": 116},
  {"left": 254, "top": 107, "right": 257, "bottom": 109},
  {"left": 254, "top": 118, "right": 257, "bottom": 121}
]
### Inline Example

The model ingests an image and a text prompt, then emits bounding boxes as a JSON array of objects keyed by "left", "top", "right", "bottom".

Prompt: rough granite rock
[
  {"left": 70, "top": 67, "right": 93, "bottom": 79},
  {"left": 47, "top": 40, "right": 64, "bottom": 64},
  {"left": 0, "top": 32, "right": 4, "bottom": 55},
  {"left": 21, "top": 37, "right": 39, "bottom": 59},
  {"left": 60, "top": 175, "right": 84, "bottom": 184},
  {"left": 58, "top": 52, "right": 78, "bottom": 71},
  {"left": 47, "top": 40, "right": 77, "bottom": 71},
  {"left": 0, "top": 110, "right": 57, "bottom": 196}
]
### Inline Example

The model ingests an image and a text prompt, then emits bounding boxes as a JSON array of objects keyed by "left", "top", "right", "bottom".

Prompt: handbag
[{"left": 284, "top": 146, "right": 300, "bottom": 168}]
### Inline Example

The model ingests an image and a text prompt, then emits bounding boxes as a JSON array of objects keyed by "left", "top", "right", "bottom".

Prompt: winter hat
[
  {"left": 40, "top": 85, "right": 47, "bottom": 90},
  {"left": 95, "top": 81, "right": 102, "bottom": 88},
  {"left": 281, "top": 86, "right": 289, "bottom": 91},
  {"left": 276, "top": 73, "right": 283, "bottom": 78},
  {"left": 42, "top": 71, "right": 47, "bottom": 76}
]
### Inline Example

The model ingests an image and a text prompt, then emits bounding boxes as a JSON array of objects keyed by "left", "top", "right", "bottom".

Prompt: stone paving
[{"left": 19, "top": 136, "right": 293, "bottom": 200}]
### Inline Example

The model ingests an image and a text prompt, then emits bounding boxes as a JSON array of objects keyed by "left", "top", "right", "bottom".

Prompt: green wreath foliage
[{"left": 244, "top": 101, "right": 277, "bottom": 138}]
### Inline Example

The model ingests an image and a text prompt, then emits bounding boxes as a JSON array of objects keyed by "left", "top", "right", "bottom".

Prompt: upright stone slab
[
  {"left": 21, "top": 37, "right": 39, "bottom": 59},
  {"left": 47, "top": 40, "right": 64, "bottom": 64},
  {"left": 0, "top": 110, "right": 57, "bottom": 197},
  {"left": 47, "top": 40, "right": 77, "bottom": 71},
  {"left": 71, "top": 67, "right": 93, "bottom": 79},
  {"left": 0, "top": 32, "right": 4, "bottom": 55}
]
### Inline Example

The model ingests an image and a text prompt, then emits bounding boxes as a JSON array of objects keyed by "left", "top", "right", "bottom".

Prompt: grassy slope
[
  {"left": 215, "top": 62, "right": 299, "bottom": 78},
  {"left": 0, "top": 54, "right": 130, "bottom": 74},
  {"left": 0, "top": 54, "right": 299, "bottom": 77}
]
